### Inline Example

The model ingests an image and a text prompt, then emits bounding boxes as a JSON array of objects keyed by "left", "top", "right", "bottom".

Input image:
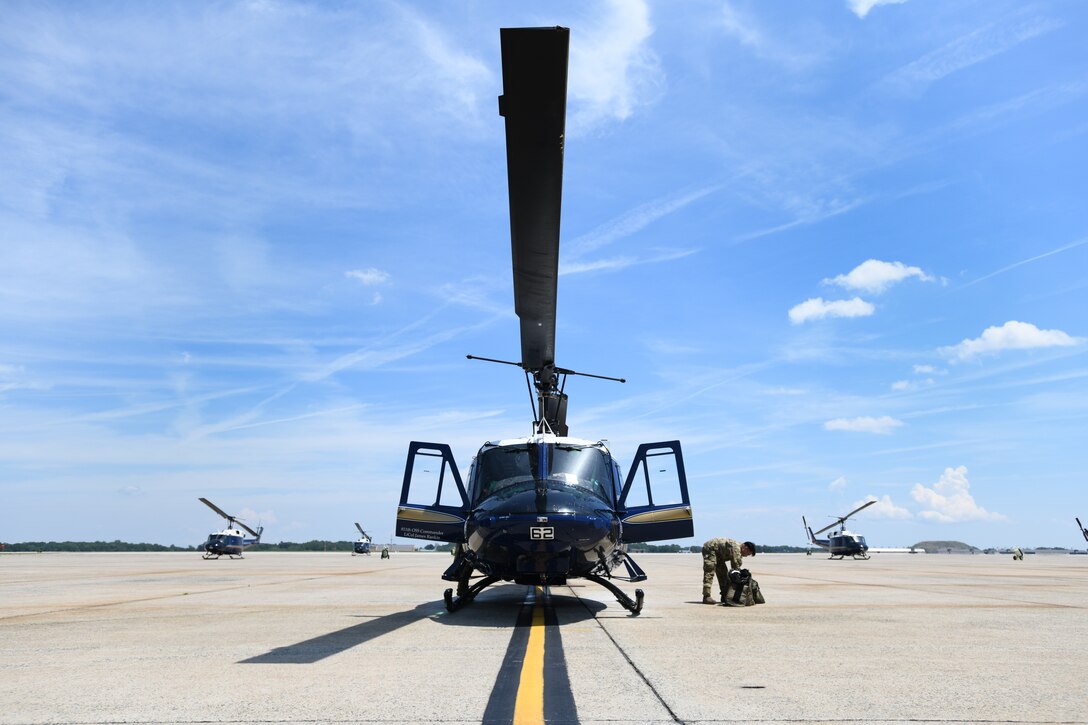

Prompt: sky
[{"left": 1, "top": 0, "right": 1086, "bottom": 550}]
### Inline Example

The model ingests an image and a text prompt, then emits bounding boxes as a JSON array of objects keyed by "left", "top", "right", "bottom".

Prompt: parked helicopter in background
[
  {"left": 804, "top": 500, "right": 876, "bottom": 559},
  {"left": 394, "top": 26, "right": 693, "bottom": 615},
  {"left": 198, "top": 497, "right": 263, "bottom": 559},
  {"left": 352, "top": 523, "right": 372, "bottom": 556}
]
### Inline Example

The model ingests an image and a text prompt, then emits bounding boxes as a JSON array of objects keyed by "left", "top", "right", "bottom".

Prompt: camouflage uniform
[{"left": 702, "top": 537, "right": 744, "bottom": 601}]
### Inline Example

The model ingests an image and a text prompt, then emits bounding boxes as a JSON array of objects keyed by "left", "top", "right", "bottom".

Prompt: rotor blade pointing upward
[
  {"left": 499, "top": 26, "right": 568, "bottom": 372},
  {"left": 199, "top": 497, "right": 230, "bottom": 521},
  {"left": 813, "top": 499, "right": 878, "bottom": 535}
]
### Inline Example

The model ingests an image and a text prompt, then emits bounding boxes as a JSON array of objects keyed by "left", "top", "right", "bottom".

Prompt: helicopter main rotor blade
[
  {"left": 499, "top": 26, "right": 568, "bottom": 373},
  {"left": 355, "top": 522, "right": 366, "bottom": 537},
  {"left": 235, "top": 519, "right": 260, "bottom": 538},
  {"left": 813, "top": 499, "right": 878, "bottom": 536},
  {"left": 842, "top": 499, "right": 877, "bottom": 521},
  {"left": 198, "top": 497, "right": 231, "bottom": 522}
]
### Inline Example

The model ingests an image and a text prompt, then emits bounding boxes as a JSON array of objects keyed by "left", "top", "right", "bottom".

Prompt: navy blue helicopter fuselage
[
  {"left": 353, "top": 541, "right": 371, "bottom": 555},
  {"left": 458, "top": 439, "right": 626, "bottom": 585},
  {"left": 202, "top": 528, "right": 260, "bottom": 558},
  {"left": 203, "top": 533, "right": 245, "bottom": 557}
]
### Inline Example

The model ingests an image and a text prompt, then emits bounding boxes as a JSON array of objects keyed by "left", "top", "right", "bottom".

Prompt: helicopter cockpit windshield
[{"left": 474, "top": 443, "right": 614, "bottom": 506}]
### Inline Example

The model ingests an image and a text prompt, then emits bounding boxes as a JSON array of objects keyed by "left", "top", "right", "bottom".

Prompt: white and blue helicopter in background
[
  {"left": 803, "top": 500, "right": 876, "bottom": 560},
  {"left": 352, "top": 523, "right": 372, "bottom": 556},
  {"left": 199, "top": 497, "right": 263, "bottom": 559}
]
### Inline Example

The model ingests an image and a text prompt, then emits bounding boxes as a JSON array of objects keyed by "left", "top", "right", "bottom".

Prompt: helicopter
[
  {"left": 803, "top": 500, "right": 876, "bottom": 560},
  {"left": 393, "top": 26, "right": 693, "bottom": 615},
  {"left": 352, "top": 523, "right": 372, "bottom": 556},
  {"left": 198, "top": 497, "right": 263, "bottom": 559}
]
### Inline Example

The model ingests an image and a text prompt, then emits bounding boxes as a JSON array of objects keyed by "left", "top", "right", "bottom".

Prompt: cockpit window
[{"left": 474, "top": 443, "right": 613, "bottom": 504}]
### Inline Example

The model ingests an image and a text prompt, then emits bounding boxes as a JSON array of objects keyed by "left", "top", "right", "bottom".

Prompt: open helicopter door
[
  {"left": 395, "top": 442, "right": 469, "bottom": 542},
  {"left": 618, "top": 441, "right": 694, "bottom": 542}
]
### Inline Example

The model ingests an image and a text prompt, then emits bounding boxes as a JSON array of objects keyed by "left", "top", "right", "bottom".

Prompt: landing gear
[
  {"left": 443, "top": 575, "right": 501, "bottom": 612},
  {"left": 585, "top": 574, "right": 644, "bottom": 614}
]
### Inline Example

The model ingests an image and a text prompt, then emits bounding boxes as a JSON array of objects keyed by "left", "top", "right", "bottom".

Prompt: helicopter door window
[
  {"left": 623, "top": 451, "right": 683, "bottom": 508},
  {"left": 405, "top": 450, "right": 460, "bottom": 508}
]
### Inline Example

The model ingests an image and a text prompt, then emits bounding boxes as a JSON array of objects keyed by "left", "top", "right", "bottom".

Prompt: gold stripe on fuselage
[
  {"left": 623, "top": 506, "right": 692, "bottom": 525},
  {"left": 395, "top": 507, "right": 464, "bottom": 524}
]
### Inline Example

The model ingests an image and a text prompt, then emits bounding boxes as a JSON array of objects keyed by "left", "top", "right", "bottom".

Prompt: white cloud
[
  {"left": 824, "top": 259, "right": 934, "bottom": 294},
  {"left": 847, "top": 0, "right": 908, "bottom": 19},
  {"left": 565, "top": 186, "right": 718, "bottom": 260},
  {"left": 829, "top": 476, "right": 847, "bottom": 492},
  {"left": 939, "top": 320, "right": 1083, "bottom": 362},
  {"left": 789, "top": 297, "right": 874, "bottom": 324},
  {"left": 859, "top": 494, "right": 912, "bottom": 519},
  {"left": 911, "top": 466, "right": 1006, "bottom": 522},
  {"left": 560, "top": 248, "right": 697, "bottom": 276},
  {"left": 891, "top": 380, "right": 910, "bottom": 391},
  {"left": 239, "top": 507, "right": 278, "bottom": 526},
  {"left": 882, "top": 14, "right": 1064, "bottom": 95},
  {"left": 913, "top": 364, "right": 939, "bottom": 374},
  {"left": 824, "top": 416, "right": 904, "bottom": 434},
  {"left": 568, "top": 0, "right": 664, "bottom": 133},
  {"left": 345, "top": 268, "right": 389, "bottom": 286}
]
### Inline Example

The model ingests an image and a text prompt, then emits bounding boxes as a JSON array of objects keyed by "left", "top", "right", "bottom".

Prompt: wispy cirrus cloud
[
  {"left": 789, "top": 297, "right": 874, "bottom": 324},
  {"left": 959, "top": 237, "right": 1088, "bottom": 291},
  {"left": 847, "top": 0, "right": 908, "bottom": 19},
  {"left": 560, "top": 248, "right": 697, "bottom": 276},
  {"left": 720, "top": 0, "right": 828, "bottom": 71},
  {"left": 824, "top": 259, "right": 935, "bottom": 294},
  {"left": 939, "top": 320, "right": 1083, "bottom": 362},
  {"left": 824, "top": 416, "right": 904, "bottom": 434},
  {"left": 911, "top": 466, "right": 1005, "bottom": 522},
  {"left": 565, "top": 186, "right": 719, "bottom": 261},
  {"left": 881, "top": 12, "right": 1064, "bottom": 95}
]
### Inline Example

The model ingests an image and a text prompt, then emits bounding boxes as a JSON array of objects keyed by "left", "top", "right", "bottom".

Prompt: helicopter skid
[
  {"left": 584, "top": 574, "right": 644, "bottom": 614},
  {"left": 443, "top": 575, "right": 502, "bottom": 612}
]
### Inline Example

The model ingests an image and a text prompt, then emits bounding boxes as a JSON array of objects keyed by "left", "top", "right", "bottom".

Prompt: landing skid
[
  {"left": 443, "top": 575, "right": 501, "bottom": 612},
  {"left": 441, "top": 573, "right": 644, "bottom": 614},
  {"left": 585, "top": 574, "right": 644, "bottom": 614}
]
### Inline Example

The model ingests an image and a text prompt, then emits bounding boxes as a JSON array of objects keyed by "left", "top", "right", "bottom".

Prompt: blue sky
[{"left": 2, "top": 0, "right": 1086, "bottom": 549}]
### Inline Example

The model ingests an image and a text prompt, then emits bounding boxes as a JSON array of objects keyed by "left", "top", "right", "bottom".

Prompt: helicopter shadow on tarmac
[{"left": 239, "top": 583, "right": 607, "bottom": 665}]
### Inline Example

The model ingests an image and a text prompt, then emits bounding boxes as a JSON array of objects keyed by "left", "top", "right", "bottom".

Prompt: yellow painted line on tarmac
[{"left": 513, "top": 586, "right": 546, "bottom": 725}]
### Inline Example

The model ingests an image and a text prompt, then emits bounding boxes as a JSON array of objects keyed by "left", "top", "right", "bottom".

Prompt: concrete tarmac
[{"left": 1, "top": 551, "right": 1085, "bottom": 724}]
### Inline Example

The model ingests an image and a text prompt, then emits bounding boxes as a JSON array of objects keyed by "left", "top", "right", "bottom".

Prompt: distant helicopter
[
  {"left": 803, "top": 500, "right": 876, "bottom": 560},
  {"left": 198, "top": 497, "right": 263, "bottom": 559},
  {"left": 393, "top": 26, "right": 693, "bottom": 615},
  {"left": 352, "top": 523, "right": 372, "bottom": 556}
]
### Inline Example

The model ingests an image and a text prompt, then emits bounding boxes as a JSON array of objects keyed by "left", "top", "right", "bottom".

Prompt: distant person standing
[{"left": 702, "top": 538, "right": 756, "bottom": 604}]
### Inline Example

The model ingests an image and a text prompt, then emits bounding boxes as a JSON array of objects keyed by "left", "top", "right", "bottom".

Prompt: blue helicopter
[
  {"left": 394, "top": 26, "right": 694, "bottom": 615},
  {"left": 352, "top": 523, "right": 372, "bottom": 556},
  {"left": 803, "top": 500, "right": 876, "bottom": 560},
  {"left": 199, "top": 497, "right": 263, "bottom": 559}
]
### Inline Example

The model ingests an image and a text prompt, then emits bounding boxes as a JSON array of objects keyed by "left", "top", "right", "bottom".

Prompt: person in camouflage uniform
[{"left": 702, "top": 538, "right": 756, "bottom": 604}]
